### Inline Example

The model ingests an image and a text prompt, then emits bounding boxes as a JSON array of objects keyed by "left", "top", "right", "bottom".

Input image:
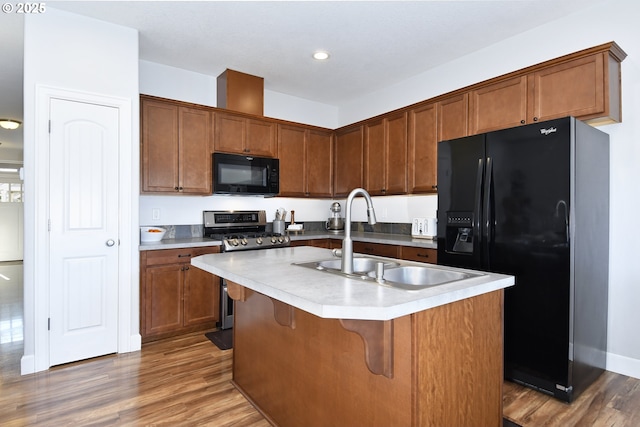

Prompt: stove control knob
[
  {"left": 270, "top": 236, "right": 277, "bottom": 244},
  {"left": 256, "top": 236, "right": 264, "bottom": 245},
  {"left": 240, "top": 237, "right": 248, "bottom": 246},
  {"left": 230, "top": 238, "right": 239, "bottom": 246},
  {"left": 277, "top": 236, "right": 284, "bottom": 243},
  {"left": 283, "top": 235, "right": 290, "bottom": 243}
]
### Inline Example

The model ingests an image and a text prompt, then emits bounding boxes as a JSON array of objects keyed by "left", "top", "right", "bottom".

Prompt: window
[{"left": 0, "top": 182, "right": 23, "bottom": 202}]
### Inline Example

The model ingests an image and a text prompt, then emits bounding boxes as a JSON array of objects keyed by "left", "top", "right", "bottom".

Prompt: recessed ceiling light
[{"left": 313, "top": 51, "right": 330, "bottom": 61}]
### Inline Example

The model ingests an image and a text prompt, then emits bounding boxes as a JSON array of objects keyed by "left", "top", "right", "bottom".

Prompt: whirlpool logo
[{"left": 540, "top": 127, "right": 557, "bottom": 135}]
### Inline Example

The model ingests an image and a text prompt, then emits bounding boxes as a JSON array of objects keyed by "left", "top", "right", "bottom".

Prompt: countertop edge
[{"left": 191, "top": 247, "right": 514, "bottom": 321}]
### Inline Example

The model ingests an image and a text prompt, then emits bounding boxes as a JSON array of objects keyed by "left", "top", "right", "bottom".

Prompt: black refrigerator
[{"left": 437, "top": 117, "right": 609, "bottom": 402}]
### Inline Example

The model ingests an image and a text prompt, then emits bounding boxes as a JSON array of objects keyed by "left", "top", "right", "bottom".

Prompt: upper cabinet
[
  {"left": 408, "top": 103, "right": 437, "bottom": 194},
  {"left": 437, "top": 93, "right": 469, "bottom": 141},
  {"left": 278, "top": 124, "right": 333, "bottom": 198},
  {"left": 469, "top": 42, "right": 626, "bottom": 134},
  {"left": 334, "top": 125, "right": 363, "bottom": 197},
  {"left": 363, "top": 112, "right": 408, "bottom": 195},
  {"left": 141, "top": 96, "right": 212, "bottom": 195},
  {"left": 469, "top": 76, "right": 528, "bottom": 134},
  {"left": 214, "top": 111, "right": 277, "bottom": 157}
]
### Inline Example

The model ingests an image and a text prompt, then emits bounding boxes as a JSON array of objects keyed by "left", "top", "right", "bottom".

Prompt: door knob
[{"left": 106, "top": 239, "right": 116, "bottom": 247}]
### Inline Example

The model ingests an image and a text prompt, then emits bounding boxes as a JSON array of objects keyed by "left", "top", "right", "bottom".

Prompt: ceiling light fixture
[
  {"left": 0, "top": 119, "right": 21, "bottom": 130},
  {"left": 313, "top": 51, "right": 330, "bottom": 61}
]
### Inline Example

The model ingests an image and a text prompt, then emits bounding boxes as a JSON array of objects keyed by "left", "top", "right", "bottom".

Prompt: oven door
[{"left": 213, "top": 153, "right": 279, "bottom": 196}]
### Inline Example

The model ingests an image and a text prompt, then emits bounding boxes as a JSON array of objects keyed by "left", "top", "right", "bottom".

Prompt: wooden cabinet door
[
  {"left": 529, "top": 53, "right": 606, "bottom": 123},
  {"left": 306, "top": 129, "right": 333, "bottom": 197},
  {"left": 214, "top": 113, "right": 245, "bottom": 154},
  {"left": 246, "top": 118, "right": 277, "bottom": 157},
  {"left": 144, "top": 264, "right": 184, "bottom": 336},
  {"left": 469, "top": 76, "right": 528, "bottom": 134},
  {"left": 385, "top": 112, "right": 408, "bottom": 195},
  {"left": 278, "top": 124, "right": 307, "bottom": 197},
  {"left": 178, "top": 107, "right": 212, "bottom": 194},
  {"left": 364, "top": 119, "right": 385, "bottom": 195},
  {"left": 334, "top": 126, "right": 363, "bottom": 197},
  {"left": 141, "top": 99, "right": 179, "bottom": 193},
  {"left": 184, "top": 263, "right": 220, "bottom": 327},
  {"left": 408, "top": 103, "right": 438, "bottom": 193},
  {"left": 437, "top": 93, "right": 468, "bottom": 142}
]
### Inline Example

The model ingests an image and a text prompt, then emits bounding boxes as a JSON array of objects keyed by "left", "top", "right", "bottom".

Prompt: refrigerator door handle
[
  {"left": 474, "top": 158, "right": 484, "bottom": 259},
  {"left": 483, "top": 157, "right": 493, "bottom": 267}
]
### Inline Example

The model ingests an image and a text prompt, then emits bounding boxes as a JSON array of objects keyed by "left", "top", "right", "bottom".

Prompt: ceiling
[{"left": 0, "top": 0, "right": 605, "bottom": 152}]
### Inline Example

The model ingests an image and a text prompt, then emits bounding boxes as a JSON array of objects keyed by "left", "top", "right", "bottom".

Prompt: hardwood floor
[
  {"left": 504, "top": 371, "right": 640, "bottom": 427},
  {"left": 0, "top": 332, "right": 271, "bottom": 426},
  {"left": 1, "top": 260, "right": 639, "bottom": 426}
]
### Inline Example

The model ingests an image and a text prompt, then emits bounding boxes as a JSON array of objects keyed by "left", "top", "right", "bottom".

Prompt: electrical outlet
[{"left": 152, "top": 208, "right": 160, "bottom": 220}]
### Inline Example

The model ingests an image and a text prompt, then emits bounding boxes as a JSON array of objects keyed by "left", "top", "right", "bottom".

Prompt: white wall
[
  {"left": 139, "top": 60, "right": 339, "bottom": 129},
  {"left": 341, "top": 0, "right": 640, "bottom": 379},
  {"left": 22, "top": 8, "right": 139, "bottom": 373}
]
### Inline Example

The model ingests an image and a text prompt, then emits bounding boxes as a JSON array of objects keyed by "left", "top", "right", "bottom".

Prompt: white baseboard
[
  {"left": 607, "top": 351, "right": 640, "bottom": 380},
  {"left": 20, "top": 354, "right": 35, "bottom": 375}
]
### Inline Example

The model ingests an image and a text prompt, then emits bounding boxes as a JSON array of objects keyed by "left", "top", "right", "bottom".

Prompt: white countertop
[{"left": 191, "top": 246, "right": 513, "bottom": 321}]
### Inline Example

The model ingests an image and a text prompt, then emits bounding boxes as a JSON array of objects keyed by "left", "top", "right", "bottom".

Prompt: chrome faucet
[{"left": 341, "top": 188, "right": 377, "bottom": 274}]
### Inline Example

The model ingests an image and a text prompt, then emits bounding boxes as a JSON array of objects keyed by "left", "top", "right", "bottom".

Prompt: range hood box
[{"left": 217, "top": 69, "right": 264, "bottom": 116}]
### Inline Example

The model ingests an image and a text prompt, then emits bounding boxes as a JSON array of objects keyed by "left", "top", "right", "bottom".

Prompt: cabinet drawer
[
  {"left": 143, "top": 246, "right": 220, "bottom": 266},
  {"left": 353, "top": 241, "right": 400, "bottom": 258},
  {"left": 401, "top": 247, "right": 437, "bottom": 264}
]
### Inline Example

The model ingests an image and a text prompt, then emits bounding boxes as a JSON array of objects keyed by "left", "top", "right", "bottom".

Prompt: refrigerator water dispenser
[{"left": 445, "top": 212, "right": 474, "bottom": 254}]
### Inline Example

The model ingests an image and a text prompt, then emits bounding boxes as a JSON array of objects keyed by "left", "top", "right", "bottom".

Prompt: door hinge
[
  {"left": 48, "top": 120, "right": 51, "bottom": 134},
  {"left": 48, "top": 318, "right": 50, "bottom": 331},
  {"left": 48, "top": 219, "right": 51, "bottom": 231}
]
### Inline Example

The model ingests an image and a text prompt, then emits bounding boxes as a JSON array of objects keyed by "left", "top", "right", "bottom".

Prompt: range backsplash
[{"left": 156, "top": 222, "right": 412, "bottom": 239}]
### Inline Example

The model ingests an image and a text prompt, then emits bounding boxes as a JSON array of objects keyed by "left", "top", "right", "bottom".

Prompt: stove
[
  {"left": 203, "top": 210, "right": 290, "bottom": 330},
  {"left": 203, "top": 210, "right": 290, "bottom": 252}
]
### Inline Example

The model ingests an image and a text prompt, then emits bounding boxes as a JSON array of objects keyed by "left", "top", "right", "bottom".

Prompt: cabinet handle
[
  {"left": 174, "top": 186, "right": 179, "bottom": 191},
  {"left": 432, "top": 185, "right": 438, "bottom": 190},
  {"left": 178, "top": 254, "right": 192, "bottom": 258},
  {"left": 416, "top": 253, "right": 430, "bottom": 258},
  {"left": 520, "top": 120, "right": 525, "bottom": 124},
  {"left": 533, "top": 117, "right": 539, "bottom": 122}
]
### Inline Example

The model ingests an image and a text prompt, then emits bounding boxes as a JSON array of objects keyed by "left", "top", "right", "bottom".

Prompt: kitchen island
[{"left": 192, "top": 246, "right": 514, "bottom": 427}]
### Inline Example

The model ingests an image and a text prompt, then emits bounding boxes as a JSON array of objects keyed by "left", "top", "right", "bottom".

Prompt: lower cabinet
[{"left": 140, "top": 246, "right": 221, "bottom": 342}]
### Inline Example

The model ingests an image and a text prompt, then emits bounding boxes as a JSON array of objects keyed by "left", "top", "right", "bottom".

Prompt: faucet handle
[
  {"left": 332, "top": 248, "right": 342, "bottom": 258},
  {"left": 375, "top": 262, "right": 385, "bottom": 284}
]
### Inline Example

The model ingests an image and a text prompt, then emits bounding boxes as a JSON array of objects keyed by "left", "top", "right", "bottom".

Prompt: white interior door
[{"left": 48, "top": 98, "right": 120, "bottom": 366}]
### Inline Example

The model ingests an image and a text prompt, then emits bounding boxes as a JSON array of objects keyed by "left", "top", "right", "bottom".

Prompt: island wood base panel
[{"left": 228, "top": 281, "right": 504, "bottom": 427}]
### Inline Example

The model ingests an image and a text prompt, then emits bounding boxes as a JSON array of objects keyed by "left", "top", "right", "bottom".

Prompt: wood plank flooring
[
  {"left": 0, "top": 332, "right": 271, "bottom": 426},
  {"left": 1, "top": 260, "right": 639, "bottom": 426},
  {"left": 2, "top": 330, "right": 640, "bottom": 426}
]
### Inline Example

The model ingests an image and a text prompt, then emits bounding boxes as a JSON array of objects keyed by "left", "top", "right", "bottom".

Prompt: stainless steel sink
[
  {"left": 293, "top": 257, "right": 483, "bottom": 290},
  {"left": 367, "top": 265, "right": 480, "bottom": 289},
  {"left": 316, "top": 257, "right": 399, "bottom": 274}
]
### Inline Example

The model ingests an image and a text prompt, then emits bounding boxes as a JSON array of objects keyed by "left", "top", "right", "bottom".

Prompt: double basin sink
[{"left": 294, "top": 256, "right": 483, "bottom": 290}]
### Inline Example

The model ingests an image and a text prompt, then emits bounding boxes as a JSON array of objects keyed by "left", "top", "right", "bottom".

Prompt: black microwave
[{"left": 212, "top": 153, "right": 279, "bottom": 197}]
